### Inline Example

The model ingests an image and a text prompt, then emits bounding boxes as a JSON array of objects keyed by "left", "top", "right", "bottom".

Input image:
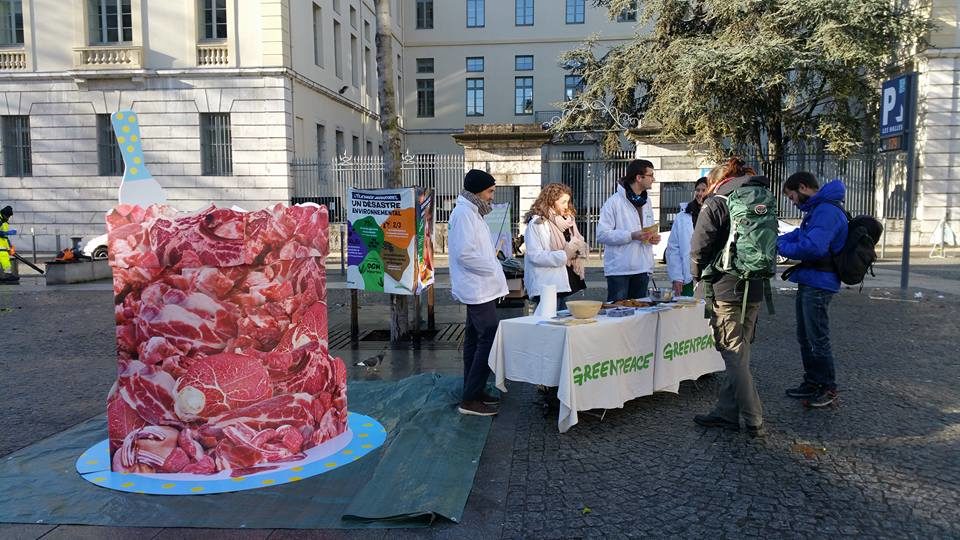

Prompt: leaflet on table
[{"left": 346, "top": 187, "right": 435, "bottom": 295}]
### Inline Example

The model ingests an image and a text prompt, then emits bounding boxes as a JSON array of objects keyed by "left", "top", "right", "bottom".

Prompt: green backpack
[{"left": 709, "top": 184, "right": 779, "bottom": 321}]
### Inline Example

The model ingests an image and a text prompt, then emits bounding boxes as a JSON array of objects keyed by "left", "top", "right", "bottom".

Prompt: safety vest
[{"left": 0, "top": 222, "right": 10, "bottom": 251}]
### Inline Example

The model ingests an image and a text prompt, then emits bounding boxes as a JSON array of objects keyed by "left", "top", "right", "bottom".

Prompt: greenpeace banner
[
  {"left": 654, "top": 303, "right": 725, "bottom": 392},
  {"left": 347, "top": 187, "right": 433, "bottom": 295},
  {"left": 559, "top": 313, "right": 658, "bottom": 432}
]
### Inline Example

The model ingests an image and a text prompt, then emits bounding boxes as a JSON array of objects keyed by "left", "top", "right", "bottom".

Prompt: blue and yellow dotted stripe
[
  {"left": 76, "top": 412, "right": 386, "bottom": 495},
  {"left": 110, "top": 110, "right": 153, "bottom": 182}
]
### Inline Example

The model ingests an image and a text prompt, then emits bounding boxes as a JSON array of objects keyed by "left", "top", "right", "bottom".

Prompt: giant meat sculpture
[{"left": 105, "top": 202, "right": 347, "bottom": 475}]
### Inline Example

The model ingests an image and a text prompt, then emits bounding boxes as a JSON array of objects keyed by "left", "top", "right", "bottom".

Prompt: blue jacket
[{"left": 777, "top": 180, "right": 849, "bottom": 292}]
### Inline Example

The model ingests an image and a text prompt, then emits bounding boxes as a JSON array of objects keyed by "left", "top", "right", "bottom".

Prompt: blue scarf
[{"left": 621, "top": 180, "right": 648, "bottom": 209}]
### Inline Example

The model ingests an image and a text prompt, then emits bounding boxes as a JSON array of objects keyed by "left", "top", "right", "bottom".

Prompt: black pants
[{"left": 463, "top": 300, "right": 499, "bottom": 402}]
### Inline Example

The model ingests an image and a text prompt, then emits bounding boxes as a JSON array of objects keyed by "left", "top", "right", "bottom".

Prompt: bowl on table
[
  {"left": 649, "top": 288, "right": 674, "bottom": 303},
  {"left": 565, "top": 300, "right": 603, "bottom": 319}
]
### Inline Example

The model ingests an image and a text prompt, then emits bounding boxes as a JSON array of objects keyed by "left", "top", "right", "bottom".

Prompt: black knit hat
[
  {"left": 463, "top": 169, "right": 496, "bottom": 194},
  {"left": 0, "top": 206, "right": 11, "bottom": 218}
]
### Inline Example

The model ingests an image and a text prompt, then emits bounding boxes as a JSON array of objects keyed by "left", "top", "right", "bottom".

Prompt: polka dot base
[{"left": 76, "top": 412, "right": 386, "bottom": 496}]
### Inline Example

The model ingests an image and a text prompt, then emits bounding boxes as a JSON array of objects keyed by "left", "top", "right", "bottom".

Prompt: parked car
[{"left": 83, "top": 233, "right": 109, "bottom": 259}]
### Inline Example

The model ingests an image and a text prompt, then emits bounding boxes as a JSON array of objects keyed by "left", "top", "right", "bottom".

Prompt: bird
[{"left": 355, "top": 352, "right": 385, "bottom": 369}]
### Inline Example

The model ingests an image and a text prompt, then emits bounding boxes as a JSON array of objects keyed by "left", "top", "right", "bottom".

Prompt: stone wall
[{"left": 0, "top": 74, "right": 293, "bottom": 251}]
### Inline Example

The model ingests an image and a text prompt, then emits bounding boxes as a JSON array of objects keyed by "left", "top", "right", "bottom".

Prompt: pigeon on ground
[{"left": 355, "top": 352, "right": 385, "bottom": 369}]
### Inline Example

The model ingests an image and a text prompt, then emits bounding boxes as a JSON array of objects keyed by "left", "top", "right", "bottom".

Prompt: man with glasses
[{"left": 597, "top": 159, "right": 661, "bottom": 302}]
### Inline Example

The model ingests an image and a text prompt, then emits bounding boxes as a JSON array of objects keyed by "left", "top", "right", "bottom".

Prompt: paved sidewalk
[{"left": 1, "top": 263, "right": 959, "bottom": 538}]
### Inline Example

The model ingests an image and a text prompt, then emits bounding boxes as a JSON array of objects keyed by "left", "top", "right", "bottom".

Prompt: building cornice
[
  {"left": 0, "top": 66, "right": 380, "bottom": 120},
  {"left": 918, "top": 47, "right": 960, "bottom": 59},
  {"left": 402, "top": 36, "right": 631, "bottom": 48}
]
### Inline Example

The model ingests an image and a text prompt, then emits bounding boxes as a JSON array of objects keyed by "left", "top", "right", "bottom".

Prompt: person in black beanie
[{"left": 449, "top": 169, "right": 508, "bottom": 416}]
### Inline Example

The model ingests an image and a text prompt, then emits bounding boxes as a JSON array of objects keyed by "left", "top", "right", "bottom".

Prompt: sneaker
[
  {"left": 458, "top": 400, "right": 498, "bottom": 417},
  {"left": 745, "top": 424, "right": 766, "bottom": 439},
  {"left": 480, "top": 392, "right": 500, "bottom": 406},
  {"left": 785, "top": 382, "right": 819, "bottom": 399},
  {"left": 805, "top": 389, "right": 838, "bottom": 409},
  {"left": 693, "top": 414, "right": 739, "bottom": 431}
]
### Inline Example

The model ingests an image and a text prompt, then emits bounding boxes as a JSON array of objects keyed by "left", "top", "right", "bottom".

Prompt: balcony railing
[
  {"left": 74, "top": 45, "right": 143, "bottom": 69},
  {"left": 0, "top": 49, "right": 26, "bottom": 70},
  {"left": 197, "top": 43, "right": 229, "bottom": 66}
]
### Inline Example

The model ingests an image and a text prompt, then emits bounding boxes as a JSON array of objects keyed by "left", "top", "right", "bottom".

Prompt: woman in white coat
[
  {"left": 665, "top": 176, "right": 709, "bottom": 296},
  {"left": 523, "top": 183, "right": 588, "bottom": 310}
]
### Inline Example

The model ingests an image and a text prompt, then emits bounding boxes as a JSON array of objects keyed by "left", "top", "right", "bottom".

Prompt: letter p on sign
[{"left": 882, "top": 87, "right": 897, "bottom": 125}]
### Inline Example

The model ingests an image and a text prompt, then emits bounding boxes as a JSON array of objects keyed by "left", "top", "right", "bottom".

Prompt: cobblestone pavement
[{"left": 1, "top": 274, "right": 959, "bottom": 538}]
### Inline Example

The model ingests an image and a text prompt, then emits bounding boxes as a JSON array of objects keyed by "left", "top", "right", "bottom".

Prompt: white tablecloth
[{"left": 488, "top": 303, "right": 724, "bottom": 432}]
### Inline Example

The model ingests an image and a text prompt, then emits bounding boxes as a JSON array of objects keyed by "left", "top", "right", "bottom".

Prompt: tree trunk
[{"left": 374, "top": 0, "right": 409, "bottom": 344}]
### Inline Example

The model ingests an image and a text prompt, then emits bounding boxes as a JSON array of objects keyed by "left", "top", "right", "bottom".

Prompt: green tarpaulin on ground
[{"left": 0, "top": 373, "right": 490, "bottom": 529}]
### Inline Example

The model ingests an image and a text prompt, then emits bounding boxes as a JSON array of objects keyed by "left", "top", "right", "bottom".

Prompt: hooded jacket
[
  {"left": 776, "top": 180, "right": 848, "bottom": 293},
  {"left": 596, "top": 185, "right": 656, "bottom": 276},
  {"left": 690, "top": 175, "right": 769, "bottom": 303},
  {"left": 448, "top": 194, "right": 510, "bottom": 305}
]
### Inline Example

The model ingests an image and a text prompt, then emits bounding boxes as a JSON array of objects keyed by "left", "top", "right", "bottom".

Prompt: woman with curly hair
[{"left": 523, "top": 183, "right": 588, "bottom": 310}]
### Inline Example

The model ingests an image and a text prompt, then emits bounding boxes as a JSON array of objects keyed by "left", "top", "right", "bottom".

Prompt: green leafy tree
[{"left": 554, "top": 0, "right": 931, "bottom": 161}]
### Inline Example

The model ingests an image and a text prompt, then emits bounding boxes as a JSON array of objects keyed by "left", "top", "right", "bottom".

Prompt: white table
[{"left": 488, "top": 303, "right": 724, "bottom": 432}]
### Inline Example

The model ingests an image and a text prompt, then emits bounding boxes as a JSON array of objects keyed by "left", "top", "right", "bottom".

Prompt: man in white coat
[
  {"left": 597, "top": 159, "right": 661, "bottom": 302},
  {"left": 449, "top": 169, "right": 509, "bottom": 416}
]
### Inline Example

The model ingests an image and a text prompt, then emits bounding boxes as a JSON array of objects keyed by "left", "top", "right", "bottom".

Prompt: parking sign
[{"left": 880, "top": 74, "right": 911, "bottom": 137}]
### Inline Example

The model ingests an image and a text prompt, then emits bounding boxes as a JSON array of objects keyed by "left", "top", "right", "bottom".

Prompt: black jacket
[{"left": 690, "top": 175, "right": 769, "bottom": 303}]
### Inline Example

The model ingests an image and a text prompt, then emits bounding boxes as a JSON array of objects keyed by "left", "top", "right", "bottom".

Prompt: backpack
[
  {"left": 708, "top": 183, "right": 779, "bottom": 321},
  {"left": 784, "top": 202, "right": 883, "bottom": 287}
]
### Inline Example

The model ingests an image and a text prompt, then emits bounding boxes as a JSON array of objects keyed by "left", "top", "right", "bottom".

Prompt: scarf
[
  {"left": 620, "top": 179, "right": 648, "bottom": 209},
  {"left": 460, "top": 190, "right": 492, "bottom": 217},
  {"left": 544, "top": 212, "right": 587, "bottom": 280}
]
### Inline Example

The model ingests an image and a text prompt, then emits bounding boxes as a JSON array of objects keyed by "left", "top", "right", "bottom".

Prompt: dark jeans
[
  {"left": 605, "top": 273, "right": 650, "bottom": 302},
  {"left": 463, "top": 300, "right": 499, "bottom": 402},
  {"left": 796, "top": 284, "right": 837, "bottom": 391}
]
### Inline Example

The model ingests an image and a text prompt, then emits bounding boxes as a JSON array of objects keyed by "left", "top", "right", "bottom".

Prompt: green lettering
[
  {"left": 573, "top": 366, "right": 583, "bottom": 386},
  {"left": 641, "top": 352, "right": 652, "bottom": 370},
  {"left": 664, "top": 343, "right": 673, "bottom": 362},
  {"left": 600, "top": 361, "right": 610, "bottom": 378}
]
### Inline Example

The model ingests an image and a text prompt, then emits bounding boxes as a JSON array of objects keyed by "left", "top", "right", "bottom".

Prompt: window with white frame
[
  {"left": 88, "top": 0, "right": 132, "bottom": 44},
  {"left": 565, "top": 0, "right": 584, "bottom": 24},
  {"left": 0, "top": 0, "right": 23, "bottom": 46},
  {"left": 312, "top": 3, "right": 323, "bottom": 66},
  {"left": 333, "top": 20, "right": 343, "bottom": 78},
  {"left": 515, "top": 55, "right": 533, "bottom": 71},
  {"left": 417, "top": 79, "right": 435, "bottom": 117},
  {"left": 416, "top": 0, "right": 433, "bottom": 29},
  {"left": 564, "top": 75, "right": 584, "bottom": 101},
  {"left": 466, "top": 78, "right": 484, "bottom": 116},
  {"left": 1, "top": 115, "right": 30, "bottom": 177},
  {"left": 514, "top": 77, "right": 533, "bottom": 115},
  {"left": 466, "top": 0, "right": 484, "bottom": 28},
  {"left": 416, "top": 58, "right": 434, "bottom": 73},
  {"left": 351, "top": 34, "right": 359, "bottom": 86},
  {"left": 465, "top": 57, "right": 483, "bottom": 72},
  {"left": 97, "top": 114, "right": 123, "bottom": 176},
  {"left": 617, "top": 0, "right": 637, "bottom": 22},
  {"left": 200, "top": 113, "right": 232, "bottom": 176},
  {"left": 515, "top": 0, "right": 533, "bottom": 26},
  {"left": 200, "top": 0, "right": 226, "bottom": 40}
]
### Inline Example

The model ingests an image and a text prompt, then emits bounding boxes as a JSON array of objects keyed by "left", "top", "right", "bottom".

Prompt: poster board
[
  {"left": 484, "top": 203, "right": 512, "bottom": 258},
  {"left": 346, "top": 187, "right": 434, "bottom": 295}
]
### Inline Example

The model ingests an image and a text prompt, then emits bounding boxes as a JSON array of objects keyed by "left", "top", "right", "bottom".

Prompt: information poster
[
  {"left": 484, "top": 203, "right": 512, "bottom": 258},
  {"left": 347, "top": 187, "right": 433, "bottom": 295}
]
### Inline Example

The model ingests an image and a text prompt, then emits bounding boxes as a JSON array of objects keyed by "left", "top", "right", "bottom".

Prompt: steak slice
[{"left": 174, "top": 352, "right": 272, "bottom": 421}]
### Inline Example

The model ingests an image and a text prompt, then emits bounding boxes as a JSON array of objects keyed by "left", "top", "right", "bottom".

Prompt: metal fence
[
  {"left": 750, "top": 152, "right": 907, "bottom": 220},
  {"left": 292, "top": 149, "right": 908, "bottom": 250}
]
